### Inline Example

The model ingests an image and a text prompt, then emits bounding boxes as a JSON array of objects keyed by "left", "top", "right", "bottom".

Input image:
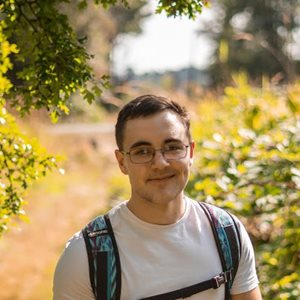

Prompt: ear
[
  {"left": 115, "top": 149, "right": 128, "bottom": 175},
  {"left": 189, "top": 141, "right": 195, "bottom": 166}
]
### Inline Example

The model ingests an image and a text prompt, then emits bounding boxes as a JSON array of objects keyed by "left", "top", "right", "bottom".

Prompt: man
[{"left": 53, "top": 95, "right": 262, "bottom": 299}]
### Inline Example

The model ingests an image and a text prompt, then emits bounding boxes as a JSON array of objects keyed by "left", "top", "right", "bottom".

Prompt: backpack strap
[
  {"left": 82, "top": 202, "right": 241, "bottom": 300},
  {"left": 198, "top": 202, "right": 241, "bottom": 300},
  {"left": 82, "top": 214, "right": 121, "bottom": 300},
  {"left": 140, "top": 271, "right": 232, "bottom": 300},
  {"left": 140, "top": 202, "right": 242, "bottom": 300}
]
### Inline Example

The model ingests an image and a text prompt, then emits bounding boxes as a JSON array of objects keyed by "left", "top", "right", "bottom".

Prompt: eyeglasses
[{"left": 122, "top": 142, "right": 190, "bottom": 164}]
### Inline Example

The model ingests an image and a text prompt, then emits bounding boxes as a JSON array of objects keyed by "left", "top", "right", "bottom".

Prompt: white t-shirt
[{"left": 53, "top": 198, "right": 259, "bottom": 299}]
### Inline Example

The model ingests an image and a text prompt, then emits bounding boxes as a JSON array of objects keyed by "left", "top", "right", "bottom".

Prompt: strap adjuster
[{"left": 211, "top": 271, "right": 231, "bottom": 289}]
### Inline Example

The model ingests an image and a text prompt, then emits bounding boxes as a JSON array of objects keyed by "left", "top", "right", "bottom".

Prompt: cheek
[
  {"left": 127, "top": 166, "right": 146, "bottom": 182},
  {"left": 182, "top": 162, "right": 192, "bottom": 178},
  {"left": 173, "top": 161, "right": 190, "bottom": 177}
]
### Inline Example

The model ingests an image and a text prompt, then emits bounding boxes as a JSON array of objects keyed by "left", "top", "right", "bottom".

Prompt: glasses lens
[
  {"left": 163, "top": 142, "right": 188, "bottom": 160},
  {"left": 129, "top": 147, "right": 154, "bottom": 163},
  {"left": 128, "top": 142, "right": 189, "bottom": 164}
]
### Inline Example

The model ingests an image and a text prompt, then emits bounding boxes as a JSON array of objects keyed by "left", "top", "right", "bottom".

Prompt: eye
[
  {"left": 130, "top": 147, "right": 153, "bottom": 156},
  {"left": 164, "top": 143, "right": 184, "bottom": 152}
]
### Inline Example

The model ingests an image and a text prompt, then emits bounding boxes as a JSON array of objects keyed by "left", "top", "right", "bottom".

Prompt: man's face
[{"left": 115, "top": 110, "right": 194, "bottom": 205}]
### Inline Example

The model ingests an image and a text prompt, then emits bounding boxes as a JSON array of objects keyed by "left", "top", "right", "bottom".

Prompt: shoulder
[
  {"left": 53, "top": 231, "right": 94, "bottom": 299},
  {"left": 190, "top": 199, "right": 255, "bottom": 256},
  {"left": 56, "top": 231, "right": 87, "bottom": 267},
  {"left": 53, "top": 204, "right": 127, "bottom": 300},
  {"left": 187, "top": 198, "right": 259, "bottom": 291},
  {"left": 188, "top": 198, "right": 247, "bottom": 234},
  {"left": 188, "top": 197, "right": 242, "bottom": 227}
]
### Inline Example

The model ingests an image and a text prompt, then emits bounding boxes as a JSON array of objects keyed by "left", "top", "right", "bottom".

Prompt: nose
[{"left": 151, "top": 150, "right": 169, "bottom": 168}]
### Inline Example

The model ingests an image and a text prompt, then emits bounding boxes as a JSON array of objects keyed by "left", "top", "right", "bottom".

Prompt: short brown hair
[{"left": 115, "top": 95, "right": 191, "bottom": 150}]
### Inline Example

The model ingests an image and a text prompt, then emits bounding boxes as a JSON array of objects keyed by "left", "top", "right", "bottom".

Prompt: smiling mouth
[{"left": 148, "top": 175, "right": 175, "bottom": 182}]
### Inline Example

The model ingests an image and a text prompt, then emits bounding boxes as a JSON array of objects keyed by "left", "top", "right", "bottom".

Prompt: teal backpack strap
[
  {"left": 198, "top": 202, "right": 241, "bottom": 300},
  {"left": 82, "top": 214, "right": 121, "bottom": 300}
]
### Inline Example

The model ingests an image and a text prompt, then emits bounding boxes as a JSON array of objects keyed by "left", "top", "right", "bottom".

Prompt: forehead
[{"left": 123, "top": 110, "right": 187, "bottom": 148}]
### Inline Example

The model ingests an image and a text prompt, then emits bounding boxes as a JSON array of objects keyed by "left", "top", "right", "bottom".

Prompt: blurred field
[{"left": 0, "top": 113, "right": 122, "bottom": 300}]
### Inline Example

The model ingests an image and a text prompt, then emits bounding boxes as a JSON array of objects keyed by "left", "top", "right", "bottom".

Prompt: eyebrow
[
  {"left": 164, "top": 138, "right": 183, "bottom": 144},
  {"left": 129, "top": 138, "right": 184, "bottom": 150},
  {"left": 129, "top": 141, "right": 152, "bottom": 149}
]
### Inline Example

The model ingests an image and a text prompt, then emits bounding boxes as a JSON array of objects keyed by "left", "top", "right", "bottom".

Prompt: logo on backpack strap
[{"left": 88, "top": 229, "right": 108, "bottom": 237}]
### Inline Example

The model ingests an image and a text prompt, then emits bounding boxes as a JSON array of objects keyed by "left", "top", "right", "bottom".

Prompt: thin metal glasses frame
[{"left": 121, "top": 143, "right": 190, "bottom": 164}]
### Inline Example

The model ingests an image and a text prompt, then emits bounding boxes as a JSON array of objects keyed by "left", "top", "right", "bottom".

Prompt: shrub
[{"left": 187, "top": 75, "right": 300, "bottom": 299}]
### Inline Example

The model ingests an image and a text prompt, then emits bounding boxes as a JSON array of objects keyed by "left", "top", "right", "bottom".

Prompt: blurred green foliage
[
  {"left": 187, "top": 75, "right": 300, "bottom": 299},
  {"left": 1, "top": 0, "right": 107, "bottom": 120},
  {"left": 156, "top": 0, "right": 209, "bottom": 19},
  {"left": 107, "top": 173, "right": 130, "bottom": 208},
  {"left": 0, "top": 21, "right": 56, "bottom": 234},
  {"left": 0, "top": 107, "right": 58, "bottom": 234},
  {"left": 205, "top": 0, "right": 300, "bottom": 85}
]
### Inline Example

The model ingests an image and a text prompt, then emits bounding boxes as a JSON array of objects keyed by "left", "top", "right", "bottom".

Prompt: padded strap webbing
[
  {"left": 140, "top": 271, "right": 230, "bottom": 300},
  {"left": 82, "top": 214, "right": 121, "bottom": 300}
]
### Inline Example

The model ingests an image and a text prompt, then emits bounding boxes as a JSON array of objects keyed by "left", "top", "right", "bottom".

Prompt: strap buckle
[{"left": 211, "top": 270, "right": 232, "bottom": 289}]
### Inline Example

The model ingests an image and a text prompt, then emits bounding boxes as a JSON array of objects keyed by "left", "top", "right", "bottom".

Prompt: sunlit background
[
  {"left": 1, "top": 0, "right": 300, "bottom": 299},
  {"left": 112, "top": 0, "right": 213, "bottom": 75}
]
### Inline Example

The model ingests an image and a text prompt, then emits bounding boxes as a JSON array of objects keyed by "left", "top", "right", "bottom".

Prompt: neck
[{"left": 127, "top": 195, "right": 186, "bottom": 225}]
